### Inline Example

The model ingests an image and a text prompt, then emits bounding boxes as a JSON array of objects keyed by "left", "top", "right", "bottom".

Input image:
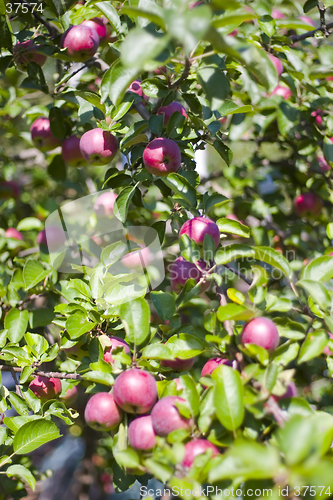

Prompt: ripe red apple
[
  {"left": 103, "top": 337, "right": 130, "bottom": 364},
  {"left": 93, "top": 191, "right": 118, "bottom": 216},
  {"left": 37, "top": 226, "right": 66, "bottom": 249},
  {"left": 272, "top": 8, "right": 285, "bottom": 19},
  {"left": 0, "top": 181, "right": 20, "bottom": 199},
  {"left": 5, "top": 228, "right": 23, "bottom": 241},
  {"left": 62, "top": 385, "right": 78, "bottom": 403},
  {"left": 113, "top": 369, "right": 158, "bottom": 414},
  {"left": 84, "top": 392, "right": 123, "bottom": 431},
  {"left": 62, "top": 135, "right": 85, "bottom": 167},
  {"left": 179, "top": 216, "right": 220, "bottom": 249},
  {"left": 157, "top": 102, "right": 188, "bottom": 125},
  {"left": 201, "top": 357, "right": 239, "bottom": 378},
  {"left": 13, "top": 40, "right": 47, "bottom": 71},
  {"left": 270, "top": 86, "right": 292, "bottom": 99},
  {"left": 294, "top": 192, "right": 323, "bottom": 217},
  {"left": 151, "top": 396, "right": 193, "bottom": 437},
  {"left": 29, "top": 375, "right": 62, "bottom": 401},
  {"left": 323, "top": 332, "right": 333, "bottom": 356},
  {"left": 169, "top": 257, "right": 209, "bottom": 294},
  {"left": 79, "top": 129, "right": 118, "bottom": 166},
  {"left": 128, "top": 80, "right": 148, "bottom": 101},
  {"left": 121, "top": 245, "right": 152, "bottom": 270},
  {"left": 81, "top": 18, "right": 107, "bottom": 42},
  {"left": 128, "top": 415, "right": 156, "bottom": 450},
  {"left": 271, "top": 381, "right": 297, "bottom": 401},
  {"left": 182, "top": 439, "right": 219, "bottom": 468},
  {"left": 299, "top": 15, "right": 316, "bottom": 27},
  {"left": 30, "top": 117, "right": 61, "bottom": 152},
  {"left": 61, "top": 25, "right": 99, "bottom": 62},
  {"left": 311, "top": 110, "right": 323, "bottom": 126},
  {"left": 268, "top": 54, "right": 283, "bottom": 77},
  {"left": 161, "top": 357, "right": 195, "bottom": 372},
  {"left": 143, "top": 137, "right": 181, "bottom": 177},
  {"left": 318, "top": 156, "right": 330, "bottom": 173},
  {"left": 241, "top": 317, "right": 280, "bottom": 353}
]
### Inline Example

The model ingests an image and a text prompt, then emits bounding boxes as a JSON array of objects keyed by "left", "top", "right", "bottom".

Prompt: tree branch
[
  {"left": 10, "top": 368, "right": 23, "bottom": 397},
  {"left": 0, "top": 365, "right": 82, "bottom": 380},
  {"left": 290, "top": 21, "right": 333, "bottom": 43},
  {"left": 21, "top": 0, "right": 58, "bottom": 38},
  {"left": 223, "top": 263, "right": 252, "bottom": 285}
]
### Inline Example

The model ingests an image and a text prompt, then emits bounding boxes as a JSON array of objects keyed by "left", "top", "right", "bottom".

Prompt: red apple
[
  {"left": 62, "top": 135, "right": 85, "bottom": 167},
  {"left": 182, "top": 439, "right": 219, "bottom": 468},
  {"left": 169, "top": 257, "right": 209, "bottom": 294},
  {"left": 161, "top": 357, "right": 195, "bottom": 372},
  {"left": 30, "top": 117, "right": 61, "bottom": 152},
  {"left": 62, "top": 385, "right": 78, "bottom": 403},
  {"left": 79, "top": 129, "right": 118, "bottom": 166},
  {"left": 84, "top": 392, "right": 123, "bottom": 431},
  {"left": 271, "top": 381, "right": 297, "bottom": 401},
  {"left": 299, "top": 15, "right": 316, "bottom": 27},
  {"left": 268, "top": 54, "right": 283, "bottom": 77},
  {"left": 318, "top": 156, "right": 330, "bottom": 173},
  {"left": 272, "top": 8, "right": 285, "bottom": 19},
  {"left": 37, "top": 226, "right": 66, "bottom": 249},
  {"left": 323, "top": 332, "right": 333, "bottom": 356},
  {"left": 81, "top": 18, "right": 107, "bottom": 42},
  {"left": 113, "top": 369, "right": 158, "bottom": 414},
  {"left": 61, "top": 25, "right": 99, "bottom": 62},
  {"left": 311, "top": 110, "right": 323, "bottom": 126},
  {"left": 151, "top": 396, "right": 193, "bottom": 437},
  {"left": 13, "top": 40, "right": 47, "bottom": 71},
  {"left": 0, "top": 181, "right": 20, "bottom": 199},
  {"left": 128, "top": 415, "right": 156, "bottom": 450},
  {"left": 294, "top": 192, "right": 323, "bottom": 217},
  {"left": 201, "top": 357, "right": 238, "bottom": 378},
  {"left": 143, "top": 137, "right": 181, "bottom": 177},
  {"left": 29, "top": 375, "right": 62, "bottom": 401},
  {"left": 179, "top": 216, "right": 220, "bottom": 249},
  {"left": 241, "top": 317, "right": 280, "bottom": 353},
  {"left": 93, "top": 191, "right": 118, "bottom": 216},
  {"left": 5, "top": 228, "right": 23, "bottom": 241},
  {"left": 128, "top": 80, "right": 148, "bottom": 101},
  {"left": 157, "top": 102, "right": 188, "bottom": 125},
  {"left": 121, "top": 245, "right": 152, "bottom": 269},
  {"left": 270, "top": 86, "right": 292, "bottom": 99},
  {"left": 103, "top": 337, "right": 130, "bottom": 364}
]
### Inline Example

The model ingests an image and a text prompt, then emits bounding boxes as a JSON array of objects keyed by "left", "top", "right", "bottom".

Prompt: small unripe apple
[
  {"left": 151, "top": 396, "right": 193, "bottom": 437},
  {"left": 241, "top": 317, "right": 280, "bottom": 353},
  {"left": 13, "top": 40, "right": 47, "bottom": 71},
  {"left": 84, "top": 392, "right": 123, "bottom": 431},
  {"left": 272, "top": 8, "right": 285, "bottom": 19},
  {"left": 182, "top": 439, "right": 219, "bottom": 468},
  {"left": 61, "top": 25, "right": 99, "bottom": 62},
  {"left": 294, "top": 192, "right": 322, "bottom": 217},
  {"left": 272, "top": 382, "right": 297, "bottom": 401},
  {"left": 179, "top": 216, "right": 220, "bottom": 249},
  {"left": 103, "top": 337, "right": 130, "bottom": 364},
  {"left": 143, "top": 137, "right": 181, "bottom": 177},
  {"left": 30, "top": 117, "right": 61, "bottom": 152},
  {"left": 93, "top": 191, "right": 117, "bottom": 216},
  {"left": 113, "top": 369, "right": 158, "bottom": 414},
  {"left": 79, "top": 129, "right": 118, "bottom": 166},
  {"left": 5, "top": 228, "right": 23, "bottom": 241},
  {"left": 37, "top": 226, "right": 66, "bottom": 249},
  {"left": 62, "top": 135, "right": 85, "bottom": 167},
  {"left": 161, "top": 357, "right": 195, "bottom": 372},
  {"left": 0, "top": 181, "right": 20, "bottom": 199},
  {"left": 81, "top": 18, "right": 107, "bottom": 42},
  {"left": 299, "top": 15, "right": 316, "bottom": 27},
  {"left": 157, "top": 102, "right": 188, "bottom": 125},
  {"left": 270, "top": 86, "right": 292, "bottom": 99},
  {"left": 128, "top": 415, "right": 156, "bottom": 450},
  {"left": 268, "top": 54, "right": 283, "bottom": 77},
  {"left": 29, "top": 376, "right": 62, "bottom": 401},
  {"left": 169, "top": 257, "right": 209, "bottom": 294}
]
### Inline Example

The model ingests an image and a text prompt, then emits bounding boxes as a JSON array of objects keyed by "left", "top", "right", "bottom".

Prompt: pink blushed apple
[
  {"left": 30, "top": 117, "right": 61, "bottom": 152},
  {"left": 272, "top": 8, "right": 285, "bottom": 19},
  {"left": 143, "top": 137, "right": 181, "bottom": 177},
  {"left": 61, "top": 25, "right": 99, "bottom": 62},
  {"left": 62, "top": 135, "right": 85, "bottom": 167},
  {"left": 182, "top": 439, "right": 219, "bottom": 468},
  {"left": 169, "top": 257, "right": 209, "bottom": 294},
  {"left": 299, "top": 15, "right": 316, "bottom": 27},
  {"left": 93, "top": 191, "right": 118, "bottom": 216},
  {"left": 37, "top": 226, "right": 66, "bottom": 249},
  {"left": 323, "top": 332, "right": 333, "bottom": 356},
  {"left": 161, "top": 357, "right": 195, "bottom": 372},
  {"left": 5, "top": 228, "right": 23, "bottom": 241},
  {"left": 81, "top": 18, "right": 107, "bottom": 42},
  {"left": 157, "top": 102, "right": 188, "bottom": 125},
  {"left": 29, "top": 375, "right": 62, "bottom": 401},
  {"left": 113, "top": 369, "right": 158, "bottom": 414},
  {"left": 151, "top": 396, "right": 193, "bottom": 437},
  {"left": 179, "top": 216, "right": 220, "bottom": 249},
  {"left": 84, "top": 392, "right": 123, "bottom": 431},
  {"left": 271, "top": 381, "right": 297, "bottom": 401},
  {"left": 79, "top": 129, "right": 118, "bottom": 166},
  {"left": 103, "top": 337, "right": 130, "bottom": 364},
  {"left": 268, "top": 54, "right": 283, "bottom": 77},
  {"left": 13, "top": 40, "right": 47, "bottom": 71},
  {"left": 128, "top": 415, "right": 156, "bottom": 450},
  {"left": 270, "top": 86, "right": 292, "bottom": 99},
  {"left": 241, "top": 317, "right": 280, "bottom": 353},
  {"left": 128, "top": 80, "right": 148, "bottom": 101},
  {"left": 294, "top": 192, "right": 323, "bottom": 217}
]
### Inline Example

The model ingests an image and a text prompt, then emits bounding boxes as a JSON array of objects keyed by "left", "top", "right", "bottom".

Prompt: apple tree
[{"left": 2, "top": 0, "right": 333, "bottom": 498}]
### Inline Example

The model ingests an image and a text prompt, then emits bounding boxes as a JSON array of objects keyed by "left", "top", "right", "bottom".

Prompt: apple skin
[
  {"left": 84, "top": 392, "right": 123, "bottom": 431},
  {"left": 121, "top": 245, "right": 152, "bottom": 270},
  {"left": 128, "top": 80, "right": 148, "bottom": 101},
  {"left": 270, "top": 86, "right": 292, "bottom": 99},
  {"left": 79, "top": 129, "right": 118, "bottom": 166},
  {"left": 294, "top": 192, "right": 323, "bottom": 217},
  {"left": 113, "top": 369, "right": 158, "bottom": 414},
  {"left": 62, "top": 385, "right": 78, "bottom": 403},
  {"left": 272, "top": 8, "right": 285, "bottom": 19},
  {"left": 179, "top": 216, "right": 220, "bottom": 249},
  {"left": 62, "top": 135, "right": 85, "bottom": 167},
  {"left": 61, "top": 25, "right": 99, "bottom": 62},
  {"left": 299, "top": 15, "right": 316, "bottom": 27},
  {"left": 318, "top": 156, "right": 330, "bottom": 173},
  {"left": 143, "top": 137, "right": 181, "bottom": 177},
  {"left": 157, "top": 102, "right": 188, "bottom": 125},
  {"left": 241, "top": 317, "right": 280, "bottom": 353},
  {"left": 311, "top": 110, "right": 323, "bottom": 126},
  {"left": 268, "top": 54, "right": 283, "bottom": 77},
  {"left": 37, "top": 226, "right": 66, "bottom": 249},
  {"left": 151, "top": 396, "right": 193, "bottom": 437},
  {"left": 29, "top": 376, "right": 62, "bottom": 401},
  {"left": 272, "top": 382, "right": 297, "bottom": 401},
  {"left": 93, "top": 191, "right": 117, "bottom": 216},
  {"left": 103, "top": 337, "right": 130, "bottom": 364},
  {"left": 81, "top": 18, "right": 107, "bottom": 42},
  {"left": 169, "top": 257, "right": 209, "bottom": 294},
  {"left": 323, "top": 332, "right": 333, "bottom": 356},
  {"left": 5, "top": 228, "right": 23, "bottom": 241},
  {"left": 30, "top": 117, "right": 62, "bottom": 152},
  {"left": 161, "top": 357, "right": 195, "bottom": 372},
  {"left": 182, "top": 439, "right": 219, "bottom": 468},
  {"left": 128, "top": 415, "right": 156, "bottom": 450},
  {"left": 13, "top": 40, "right": 47, "bottom": 71}
]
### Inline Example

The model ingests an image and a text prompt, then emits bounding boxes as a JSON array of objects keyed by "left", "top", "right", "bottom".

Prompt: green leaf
[
  {"left": 119, "top": 297, "right": 150, "bottom": 346},
  {"left": 150, "top": 291, "right": 175, "bottom": 321},
  {"left": 217, "top": 218, "right": 250, "bottom": 238},
  {"left": 8, "top": 393, "right": 30, "bottom": 416},
  {"left": 115, "top": 448, "right": 140, "bottom": 468},
  {"left": 96, "top": 1, "right": 121, "bottom": 32},
  {"left": 82, "top": 371, "right": 114, "bottom": 386},
  {"left": 6, "top": 464, "right": 36, "bottom": 491},
  {"left": 212, "top": 365, "right": 244, "bottom": 431},
  {"left": 217, "top": 303, "right": 254, "bottom": 322},
  {"left": 121, "top": 27, "right": 170, "bottom": 70},
  {"left": 179, "top": 374, "right": 200, "bottom": 417},
  {"left": 253, "top": 246, "right": 293, "bottom": 280},
  {"left": 23, "top": 260, "right": 49, "bottom": 290},
  {"left": 100, "top": 60, "right": 139, "bottom": 106},
  {"left": 301, "top": 256, "right": 333, "bottom": 281},
  {"left": 101, "top": 241, "right": 127, "bottom": 268},
  {"left": 25, "top": 332, "right": 48, "bottom": 357},
  {"left": 162, "top": 173, "right": 197, "bottom": 207},
  {"left": 0, "top": 16, "right": 12, "bottom": 51},
  {"left": 113, "top": 185, "right": 138, "bottom": 223},
  {"left": 67, "top": 279, "right": 92, "bottom": 299},
  {"left": 17, "top": 217, "right": 43, "bottom": 231},
  {"left": 121, "top": 5, "right": 164, "bottom": 29},
  {"left": 13, "top": 419, "right": 61, "bottom": 454},
  {"left": 49, "top": 107, "right": 66, "bottom": 141},
  {"left": 149, "top": 114, "right": 164, "bottom": 136},
  {"left": 4, "top": 309, "right": 29, "bottom": 343},
  {"left": 297, "top": 279, "right": 331, "bottom": 311},
  {"left": 212, "top": 9, "right": 257, "bottom": 28},
  {"left": 215, "top": 244, "right": 255, "bottom": 265},
  {"left": 141, "top": 343, "right": 174, "bottom": 359},
  {"left": 75, "top": 91, "right": 106, "bottom": 114},
  {"left": 66, "top": 311, "right": 96, "bottom": 339},
  {"left": 298, "top": 330, "right": 328, "bottom": 364},
  {"left": 218, "top": 100, "right": 253, "bottom": 116},
  {"left": 165, "top": 333, "right": 206, "bottom": 358},
  {"left": 197, "top": 66, "right": 231, "bottom": 111}
]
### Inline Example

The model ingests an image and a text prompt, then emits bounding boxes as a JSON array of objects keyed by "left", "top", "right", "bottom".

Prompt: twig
[
  {"left": 21, "top": 0, "right": 58, "bottom": 38},
  {"left": 169, "top": 57, "right": 191, "bottom": 90},
  {"left": 290, "top": 21, "right": 333, "bottom": 42},
  {"left": 223, "top": 263, "right": 252, "bottom": 285},
  {"left": 216, "top": 285, "right": 234, "bottom": 336},
  {"left": 318, "top": 1, "right": 329, "bottom": 37},
  {"left": 0, "top": 365, "right": 82, "bottom": 380},
  {"left": 10, "top": 368, "right": 23, "bottom": 397},
  {"left": 134, "top": 103, "right": 150, "bottom": 120}
]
